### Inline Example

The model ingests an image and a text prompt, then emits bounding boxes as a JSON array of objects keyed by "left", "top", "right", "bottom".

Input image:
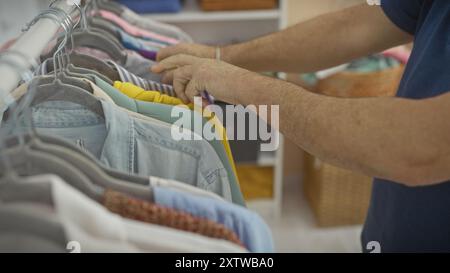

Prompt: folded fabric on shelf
[
  {"left": 97, "top": 9, "right": 179, "bottom": 45},
  {"left": 120, "top": 8, "right": 193, "bottom": 42},
  {"left": 117, "top": 0, "right": 183, "bottom": 14}
]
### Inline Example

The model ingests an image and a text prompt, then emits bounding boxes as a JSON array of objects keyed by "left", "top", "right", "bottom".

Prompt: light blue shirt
[{"left": 154, "top": 186, "right": 274, "bottom": 253}]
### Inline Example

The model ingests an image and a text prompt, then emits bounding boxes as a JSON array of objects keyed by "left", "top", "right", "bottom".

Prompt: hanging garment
[
  {"left": 107, "top": 61, "right": 175, "bottom": 96},
  {"left": 154, "top": 187, "right": 274, "bottom": 253},
  {"left": 15, "top": 175, "right": 246, "bottom": 252},
  {"left": 114, "top": 81, "right": 192, "bottom": 109},
  {"left": 1, "top": 95, "right": 224, "bottom": 203},
  {"left": 148, "top": 176, "right": 224, "bottom": 202},
  {"left": 94, "top": 77, "right": 245, "bottom": 206},
  {"left": 1, "top": 95, "right": 233, "bottom": 201},
  {"left": 103, "top": 190, "right": 244, "bottom": 247},
  {"left": 119, "top": 29, "right": 168, "bottom": 49},
  {"left": 119, "top": 31, "right": 161, "bottom": 61}
]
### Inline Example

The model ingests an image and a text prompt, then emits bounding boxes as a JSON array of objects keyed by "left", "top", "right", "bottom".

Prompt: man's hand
[
  {"left": 156, "top": 43, "right": 216, "bottom": 62},
  {"left": 152, "top": 54, "right": 257, "bottom": 104}
]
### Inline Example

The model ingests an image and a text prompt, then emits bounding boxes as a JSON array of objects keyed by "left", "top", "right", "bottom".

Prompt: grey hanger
[
  {"left": 29, "top": 79, "right": 104, "bottom": 117},
  {"left": 71, "top": 28, "right": 127, "bottom": 64},
  {"left": 34, "top": 64, "right": 94, "bottom": 92},
  {"left": 27, "top": 137, "right": 154, "bottom": 201},
  {"left": 87, "top": 16, "right": 121, "bottom": 41},
  {"left": 97, "top": 0, "right": 125, "bottom": 15},
  {"left": 0, "top": 176, "right": 53, "bottom": 205},
  {"left": 36, "top": 133, "right": 150, "bottom": 187},
  {"left": 89, "top": 26, "right": 124, "bottom": 50},
  {"left": 0, "top": 232, "right": 66, "bottom": 253},
  {"left": 70, "top": 53, "right": 120, "bottom": 81},
  {"left": 41, "top": 53, "right": 120, "bottom": 82},
  {"left": 0, "top": 204, "right": 67, "bottom": 252},
  {"left": 67, "top": 64, "right": 113, "bottom": 84},
  {"left": 0, "top": 146, "right": 104, "bottom": 202},
  {"left": 43, "top": 57, "right": 113, "bottom": 84},
  {"left": 46, "top": 28, "right": 126, "bottom": 64},
  {"left": 43, "top": 65, "right": 96, "bottom": 86}
]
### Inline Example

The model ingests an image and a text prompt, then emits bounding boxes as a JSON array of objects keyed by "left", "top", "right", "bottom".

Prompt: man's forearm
[
  {"left": 222, "top": 4, "right": 412, "bottom": 73},
  {"left": 236, "top": 73, "right": 450, "bottom": 186}
]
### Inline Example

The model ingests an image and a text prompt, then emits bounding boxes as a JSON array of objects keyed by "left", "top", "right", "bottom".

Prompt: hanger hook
[{"left": 49, "top": 2, "right": 83, "bottom": 65}]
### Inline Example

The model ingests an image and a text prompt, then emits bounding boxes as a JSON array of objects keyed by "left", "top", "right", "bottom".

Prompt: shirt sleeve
[{"left": 381, "top": 0, "right": 425, "bottom": 35}]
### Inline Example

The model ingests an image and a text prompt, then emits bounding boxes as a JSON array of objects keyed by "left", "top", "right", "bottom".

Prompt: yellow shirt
[{"left": 114, "top": 81, "right": 194, "bottom": 109}]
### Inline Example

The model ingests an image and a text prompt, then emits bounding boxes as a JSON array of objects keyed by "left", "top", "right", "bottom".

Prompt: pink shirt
[{"left": 98, "top": 10, "right": 179, "bottom": 45}]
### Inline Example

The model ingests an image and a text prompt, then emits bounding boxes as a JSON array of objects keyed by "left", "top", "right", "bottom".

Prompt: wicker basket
[
  {"left": 304, "top": 65, "right": 404, "bottom": 227},
  {"left": 199, "top": 0, "right": 278, "bottom": 11},
  {"left": 315, "top": 65, "right": 405, "bottom": 98},
  {"left": 304, "top": 154, "right": 373, "bottom": 227}
]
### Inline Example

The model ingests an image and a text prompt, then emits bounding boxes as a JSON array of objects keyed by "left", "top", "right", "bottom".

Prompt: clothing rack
[{"left": 0, "top": 0, "right": 80, "bottom": 101}]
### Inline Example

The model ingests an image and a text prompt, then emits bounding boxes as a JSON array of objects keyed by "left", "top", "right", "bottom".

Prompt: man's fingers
[
  {"left": 185, "top": 80, "right": 201, "bottom": 103},
  {"left": 156, "top": 44, "right": 187, "bottom": 62},
  {"left": 172, "top": 66, "right": 194, "bottom": 104},
  {"left": 151, "top": 54, "right": 200, "bottom": 74},
  {"left": 161, "top": 70, "right": 175, "bottom": 84}
]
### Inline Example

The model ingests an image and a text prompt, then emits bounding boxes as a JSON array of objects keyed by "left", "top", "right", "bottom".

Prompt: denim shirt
[
  {"left": 1, "top": 98, "right": 232, "bottom": 201},
  {"left": 94, "top": 77, "right": 245, "bottom": 206}
]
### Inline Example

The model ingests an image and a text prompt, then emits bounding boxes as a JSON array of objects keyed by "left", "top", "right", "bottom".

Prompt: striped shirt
[{"left": 107, "top": 60, "right": 175, "bottom": 97}]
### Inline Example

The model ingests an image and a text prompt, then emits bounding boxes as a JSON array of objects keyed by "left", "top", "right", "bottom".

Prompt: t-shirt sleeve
[{"left": 381, "top": 0, "right": 425, "bottom": 35}]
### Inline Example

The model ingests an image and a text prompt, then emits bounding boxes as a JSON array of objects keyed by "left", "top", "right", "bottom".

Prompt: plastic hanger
[
  {"left": 96, "top": 0, "right": 124, "bottom": 15},
  {"left": 30, "top": 79, "right": 104, "bottom": 117},
  {"left": 40, "top": 52, "right": 120, "bottom": 82},
  {"left": 27, "top": 137, "right": 154, "bottom": 201},
  {"left": 31, "top": 8, "right": 94, "bottom": 92},
  {"left": 1, "top": 146, "right": 104, "bottom": 202},
  {"left": 0, "top": 204, "right": 68, "bottom": 250},
  {"left": 87, "top": 16, "right": 121, "bottom": 41},
  {"left": 69, "top": 53, "right": 119, "bottom": 82},
  {"left": 39, "top": 5, "right": 120, "bottom": 82},
  {"left": 43, "top": 57, "right": 114, "bottom": 84},
  {"left": 36, "top": 133, "right": 150, "bottom": 187},
  {"left": 70, "top": 28, "right": 127, "bottom": 64},
  {"left": 46, "top": 2, "right": 127, "bottom": 65}
]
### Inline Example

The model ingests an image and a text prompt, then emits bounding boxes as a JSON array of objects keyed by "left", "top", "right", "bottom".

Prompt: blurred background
[{"left": 0, "top": 0, "right": 410, "bottom": 252}]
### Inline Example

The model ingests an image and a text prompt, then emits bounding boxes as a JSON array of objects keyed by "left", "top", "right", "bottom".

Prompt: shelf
[{"left": 141, "top": 0, "right": 281, "bottom": 23}]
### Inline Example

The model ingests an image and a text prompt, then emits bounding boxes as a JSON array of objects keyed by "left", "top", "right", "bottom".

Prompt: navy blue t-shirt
[{"left": 362, "top": 0, "right": 450, "bottom": 252}]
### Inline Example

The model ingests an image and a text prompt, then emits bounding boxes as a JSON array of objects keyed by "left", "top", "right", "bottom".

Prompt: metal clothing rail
[{"left": 0, "top": 0, "right": 81, "bottom": 102}]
